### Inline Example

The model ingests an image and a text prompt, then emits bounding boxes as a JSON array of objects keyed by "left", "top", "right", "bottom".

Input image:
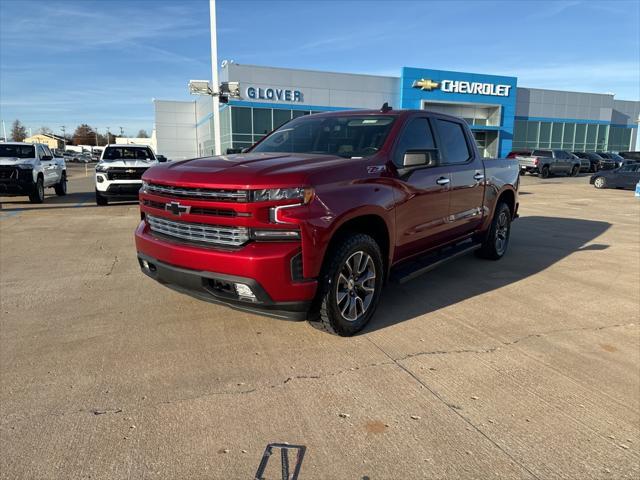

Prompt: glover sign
[{"left": 246, "top": 86, "right": 304, "bottom": 102}]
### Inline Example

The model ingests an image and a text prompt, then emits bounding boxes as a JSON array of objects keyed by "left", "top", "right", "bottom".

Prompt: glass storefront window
[
  {"left": 586, "top": 124, "right": 598, "bottom": 149},
  {"left": 539, "top": 122, "right": 551, "bottom": 148},
  {"left": 575, "top": 124, "right": 586, "bottom": 146},
  {"left": 253, "top": 109, "right": 272, "bottom": 137},
  {"left": 526, "top": 122, "right": 539, "bottom": 144},
  {"left": 273, "top": 109, "right": 292, "bottom": 129},
  {"left": 232, "top": 107, "right": 252, "bottom": 134},
  {"left": 292, "top": 110, "right": 310, "bottom": 118},
  {"left": 551, "top": 123, "right": 563, "bottom": 148}
]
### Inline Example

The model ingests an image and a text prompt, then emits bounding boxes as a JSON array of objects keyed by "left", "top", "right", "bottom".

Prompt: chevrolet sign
[{"left": 412, "top": 78, "right": 512, "bottom": 97}]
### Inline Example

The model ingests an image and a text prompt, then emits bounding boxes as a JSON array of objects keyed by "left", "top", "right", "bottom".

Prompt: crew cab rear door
[
  {"left": 432, "top": 116, "right": 485, "bottom": 237},
  {"left": 37, "top": 145, "right": 56, "bottom": 186},
  {"left": 391, "top": 116, "right": 453, "bottom": 260}
]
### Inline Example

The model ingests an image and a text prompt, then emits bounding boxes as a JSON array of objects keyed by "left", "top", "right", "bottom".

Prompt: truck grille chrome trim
[
  {"left": 147, "top": 215, "right": 249, "bottom": 247},
  {"left": 146, "top": 183, "right": 249, "bottom": 202}
]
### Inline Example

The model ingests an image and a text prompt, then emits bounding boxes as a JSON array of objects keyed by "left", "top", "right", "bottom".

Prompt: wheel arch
[{"left": 323, "top": 212, "right": 392, "bottom": 276}]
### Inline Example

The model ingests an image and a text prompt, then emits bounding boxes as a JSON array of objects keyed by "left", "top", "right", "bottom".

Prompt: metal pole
[
  {"left": 106, "top": 127, "right": 111, "bottom": 145},
  {"left": 1, "top": 120, "right": 6, "bottom": 141},
  {"left": 209, "top": 0, "right": 221, "bottom": 155},
  {"left": 60, "top": 125, "right": 66, "bottom": 150},
  {"left": 95, "top": 127, "right": 99, "bottom": 147}
]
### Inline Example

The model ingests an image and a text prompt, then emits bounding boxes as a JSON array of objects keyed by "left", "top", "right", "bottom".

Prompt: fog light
[
  {"left": 141, "top": 259, "right": 149, "bottom": 269},
  {"left": 251, "top": 229, "right": 301, "bottom": 241},
  {"left": 96, "top": 174, "right": 105, "bottom": 183},
  {"left": 235, "top": 283, "right": 256, "bottom": 301}
]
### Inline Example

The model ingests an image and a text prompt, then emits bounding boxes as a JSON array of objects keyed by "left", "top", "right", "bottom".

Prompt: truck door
[
  {"left": 391, "top": 116, "right": 452, "bottom": 260},
  {"left": 36, "top": 145, "right": 55, "bottom": 186},
  {"left": 433, "top": 117, "right": 484, "bottom": 238}
]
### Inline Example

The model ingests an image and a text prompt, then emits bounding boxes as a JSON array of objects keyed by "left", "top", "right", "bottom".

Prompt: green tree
[
  {"left": 11, "top": 119, "right": 27, "bottom": 142},
  {"left": 137, "top": 129, "right": 149, "bottom": 138}
]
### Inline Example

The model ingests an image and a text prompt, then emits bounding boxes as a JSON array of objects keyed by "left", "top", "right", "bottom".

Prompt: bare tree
[
  {"left": 137, "top": 129, "right": 149, "bottom": 138},
  {"left": 72, "top": 124, "right": 97, "bottom": 146},
  {"left": 11, "top": 120, "right": 27, "bottom": 142},
  {"left": 38, "top": 126, "right": 53, "bottom": 135}
]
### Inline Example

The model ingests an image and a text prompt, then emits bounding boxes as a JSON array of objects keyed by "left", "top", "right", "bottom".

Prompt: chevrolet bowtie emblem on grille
[
  {"left": 412, "top": 78, "right": 440, "bottom": 91},
  {"left": 165, "top": 201, "right": 190, "bottom": 216},
  {"left": 125, "top": 169, "right": 136, "bottom": 173}
]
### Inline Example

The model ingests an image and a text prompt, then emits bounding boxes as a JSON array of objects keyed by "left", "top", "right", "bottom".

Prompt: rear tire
[
  {"left": 593, "top": 177, "right": 607, "bottom": 189},
  {"left": 476, "top": 202, "right": 512, "bottom": 260},
  {"left": 95, "top": 190, "right": 108, "bottom": 206},
  {"left": 540, "top": 165, "right": 550, "bottom": 178},
  {"left": 310, "top": 234, "right": 384, "bottom": 336},
  {"left": 54, "top": 173, "right": 67, "bottom": 196},
  {"left": 571, "top": 165, "right": 579, "bottom": 177},
  {"left": 29, "top": 176, "right": 44, "bottom": 203}
]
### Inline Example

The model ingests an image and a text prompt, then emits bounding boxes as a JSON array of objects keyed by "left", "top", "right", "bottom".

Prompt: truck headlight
[
  {"left": 141, "top": 180, "right": 148, "bottom": 192},
  {"left": 95, "top": 164, "right": 108, "bottom": 173},
  {"left": 251, "top": 187, "right": 314, "bottom": 203},
  {"left": 15, "top": 164, "right": 33, "bottom": 170}
]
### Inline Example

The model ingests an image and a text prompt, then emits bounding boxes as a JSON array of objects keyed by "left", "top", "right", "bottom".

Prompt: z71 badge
[{"left": 367, "top": 166, "right": 386, "bottom": 174}]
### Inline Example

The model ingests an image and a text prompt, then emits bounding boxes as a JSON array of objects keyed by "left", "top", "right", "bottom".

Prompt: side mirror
[
  {"left": 41, "top": 155, "right": 53, "bottom": 161},
  {"left": 157, "top": 155, "right": 167, "bottom": 162},
  {"left": 241, "top": 148, "right": 250, "bottom": 153},
  {"left": 402, "top": 149, "right": 438, "bottom": 168}
]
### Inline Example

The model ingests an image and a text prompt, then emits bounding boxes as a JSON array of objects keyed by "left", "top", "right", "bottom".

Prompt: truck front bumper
[{"left": 135, "top": 221, "right": 317, "bottom": 320}]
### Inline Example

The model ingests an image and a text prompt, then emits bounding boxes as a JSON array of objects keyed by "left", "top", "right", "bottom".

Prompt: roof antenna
[{"left": 380, "top": 102, "right": 392, "bottom": 113}]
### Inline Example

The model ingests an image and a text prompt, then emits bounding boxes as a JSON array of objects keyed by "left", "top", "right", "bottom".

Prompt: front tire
[
  {"left": 571, "top": 165, "right": 579, "bottom": 177},
  {"left": 593, "top": 177, "right": 607, "bottom": 189},
  {"left": 54, "top": 173, "right": 67, "bottom": 196},
  {"left": 476, "top": 202, "right": 512, "bottom": 260},
  {"left": 519, "top": 169, "right": 526, "bottom": 176},
  {"left": 95, "top": 190, "right": 108, "bottom": 206},
  {"left": 29, "top": 176, "right": 44, "bottom": 203},
  {"left": 311, "top": 234, "right": 384, "bottom": 336}
]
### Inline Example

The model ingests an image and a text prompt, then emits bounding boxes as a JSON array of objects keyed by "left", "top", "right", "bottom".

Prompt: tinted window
[
  {"left": 0, "top": 144, "right": 35, "bottom": 158},
  {"left": 554, "top": 150, "right": 566, "bottom": 159},
  {"left": 533, "top": 150, "right": 552, "bottom": 157},
  {"left": 436, "top": 119, "right": 470, "bottom": 164},
  {"left": 393, "top": 118, "right": 435, "bottom": 165},
  {"left": 619, "top": 164, "right": 639, "bottom": 172},
  {"left": 102, "top": 147, "right": 155, "bottom": 161},
  {"left": 37, "top": 145, "right": 47, "bottom": 159}
]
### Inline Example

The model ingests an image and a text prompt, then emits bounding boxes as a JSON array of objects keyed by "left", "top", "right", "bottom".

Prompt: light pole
[
  {"left": 94, "top": 127, "right": 99, "bottom": 147},
  {"left": 1, "top": 120, "right": 7, "bottom": 142},
  {"left": 60, "top": 125, "right": 66, "bottom": 150},
  {"left": 106, "top": 127, "right": 111, "bottom": 145},
  {"left": 119, "top": 126, "right": 124, "bottom": 137},
  {"left": 209, "top": 0, "right": 221, "bottom": 155}
]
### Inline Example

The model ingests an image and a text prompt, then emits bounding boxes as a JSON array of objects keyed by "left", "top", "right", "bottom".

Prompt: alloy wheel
[
  {"left": 495, "top": 211, "right": 509, "bottom": 255},
  {"left": 336, "top": 251, "right": 376, "bottom": 322}
]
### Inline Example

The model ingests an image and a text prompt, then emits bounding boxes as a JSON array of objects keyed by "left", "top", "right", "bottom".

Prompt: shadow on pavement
[
  {"left": 365, "top": 216, "right": 611, "bottom": 333},
  {"left": 0, "top": 191, "right": 139, "bottom": 212}
]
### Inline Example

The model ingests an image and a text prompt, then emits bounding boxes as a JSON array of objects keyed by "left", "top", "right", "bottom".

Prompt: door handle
[
  {"left": 436, "top": 177, "right": 450, "bottom": 186},
  {"left": 474, "top": 172, "right": 485, "bottom": 181}
]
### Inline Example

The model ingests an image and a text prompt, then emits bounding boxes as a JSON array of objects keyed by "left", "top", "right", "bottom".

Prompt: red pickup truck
[{"left": 135, "top": 107, "right": 519, "bottom": 336}]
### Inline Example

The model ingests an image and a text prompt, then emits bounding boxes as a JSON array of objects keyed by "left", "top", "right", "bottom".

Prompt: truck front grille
[
  {"left": 146, "top": 183, "right": 249, "bottom": 202},
  {"left": 0, "top": 167, "right": 18, "bottom": 180},
  {"left": 107, "top": 167, "right": 147, "bottom": 180},
  {"left": 147, "top": 215, "right": 249, "bottom": 247}
]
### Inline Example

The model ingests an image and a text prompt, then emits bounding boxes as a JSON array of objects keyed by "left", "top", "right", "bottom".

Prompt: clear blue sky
[{"left": 1, "top": 0, "right": 638, "bottom": 137}]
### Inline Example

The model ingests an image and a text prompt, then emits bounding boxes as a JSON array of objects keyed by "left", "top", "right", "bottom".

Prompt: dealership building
[{"left": 154, "top": 63, "right": 640, "bottom": 160}]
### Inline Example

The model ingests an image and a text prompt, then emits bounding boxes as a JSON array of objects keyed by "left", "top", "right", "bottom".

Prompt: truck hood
[
  {"left": 143, "top": 152, "right": 352, "bottom": 188},
  {"left": 98, "top": 159, "right": 157, "bottom": 169},
  {"left": 0, "top": 158, "right": 37, "bottom": 167}
]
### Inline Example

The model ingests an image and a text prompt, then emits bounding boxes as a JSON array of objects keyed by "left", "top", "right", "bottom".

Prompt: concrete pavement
[{"left": 1, "top": 165, "right": 638, "bottom": 479}]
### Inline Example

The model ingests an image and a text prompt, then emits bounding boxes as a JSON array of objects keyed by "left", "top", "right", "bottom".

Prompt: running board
[{"left": 390, "top": 240, "right": 481, "bottom": 284}]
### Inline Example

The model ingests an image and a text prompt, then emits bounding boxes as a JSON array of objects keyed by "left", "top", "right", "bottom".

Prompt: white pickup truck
[
  {"left": 0, "top": 142, "right": 67, "bottom": 203},
  {"left": 94, "top": 144, "right": 164, "bottom": 205}
]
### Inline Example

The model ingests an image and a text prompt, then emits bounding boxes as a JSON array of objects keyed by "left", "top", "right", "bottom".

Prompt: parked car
[
  {"left": 135, "top": 108, "right": 520, "bottom": 336},
  {"left": 590, "top": 163, "right": 640, "bottom": 190},
  {"left": 572, "top": 152, "right": 607, "bottom": 172},
  {"left": 571, "top": 153, "right": 591, "bottom": 172},
  {"left": 95, "top": 144, "right": 164, "bottom": 205},
  {"left": 596, "top": 152, "right": 625, "bottom": 168},
  {"left": 619, "top": 151, "right": 640, "bottom": 161},
  {"left": 517, "top": 149, "right": 581, "bottom": 178},
  {"left": 0, "top": 142, "right": 67, "bottom": 203},
  {"left": 506, "top": 150, "right": 532, "bottom": 159}
]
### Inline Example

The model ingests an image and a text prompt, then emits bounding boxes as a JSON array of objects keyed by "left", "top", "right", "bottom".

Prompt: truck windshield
[
  {"left": 251, "top": 115, "right": 395, "bottom": 158},
  {"left": 0, "top": 145, "right": 35, "bottom": 159},
  {"left": 102, "top": 147, "right": 155, "bottom": 161}
]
